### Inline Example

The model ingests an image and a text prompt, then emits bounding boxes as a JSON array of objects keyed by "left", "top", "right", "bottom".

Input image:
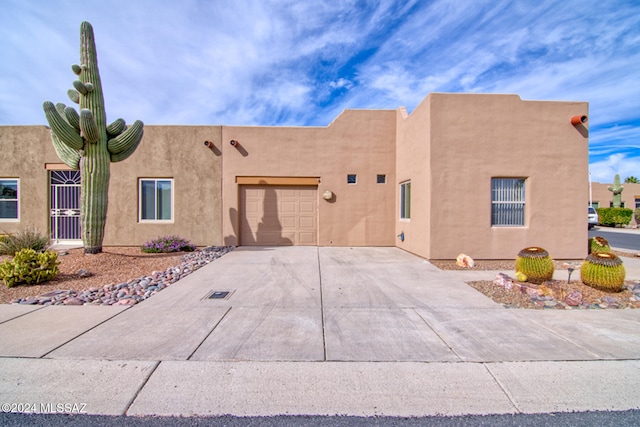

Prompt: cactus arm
[
  {"left": 72, "top": 64, "right": 82, "bottom": 75},
  {"left": 43, "top": 101, "right": 84, "bottom": 150},
  {"left": 50, "top": 132, "right": 81, "bottom": 169},
  {"left": 107, "top": 120, "right": 143, "bottom": 155},
  {"left": 55, "top": 102, "right": 67, "bottom": 117},
  {"left": 79, "top": 108, "right": 100, "bottom": 143},
  {"left": 64, "top": 106, "right": 80, "bottom": 130},
  {"left": 67, "top": 89, "right": 80, "bottom": 104},
  {"left": 106, "top": 118, "right": 126, "bottom": 137},
  {"left": 73, "top": 80, "right": 88, "bottom": 95}
]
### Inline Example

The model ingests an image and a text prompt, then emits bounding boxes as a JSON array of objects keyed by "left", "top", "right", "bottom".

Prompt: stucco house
[
  {"left": 590, "top": 182, "right": 640, "bottom": 211},
  {"left": 0, "top": 92, "right": 589, "bottom": 259}
]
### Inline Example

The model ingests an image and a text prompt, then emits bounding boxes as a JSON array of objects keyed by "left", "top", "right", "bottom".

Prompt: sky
[{"left": 1, "top": 0, "right": 639, "bottom": 184}]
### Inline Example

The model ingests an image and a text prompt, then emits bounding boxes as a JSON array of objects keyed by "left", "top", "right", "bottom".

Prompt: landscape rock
[
  {"left": 564, "top": 290, "right": 583, "bottom": 306},
  {"left": 456, "top": 253, "right": 475, "bottom": 268},
  {"left": 9, "top": 246, "right": 234, "bottom": 307},
  {"left": 493, "top": 273, "right": 514, "bottom": 289}
]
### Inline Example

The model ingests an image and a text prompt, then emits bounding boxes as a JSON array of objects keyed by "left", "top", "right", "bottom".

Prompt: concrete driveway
[{"left": 1, "top": 246, "right": 640, "bottom": 417}]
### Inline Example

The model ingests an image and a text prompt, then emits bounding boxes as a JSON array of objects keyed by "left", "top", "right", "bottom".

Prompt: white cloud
[{"left": 589, "top": 153, "right": 640, "bottom": 184}]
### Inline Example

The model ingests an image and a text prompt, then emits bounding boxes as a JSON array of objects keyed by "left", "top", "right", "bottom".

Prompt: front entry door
[{"left": 49, "top": 170, "right": 81, "bottom": 243}]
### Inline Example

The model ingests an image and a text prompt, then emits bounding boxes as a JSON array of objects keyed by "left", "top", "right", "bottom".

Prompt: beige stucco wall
[
  {"left": 425, "top": 93, "right": 589, "bottom": 259},
  {"left": 0, "top": 126, "right": 58, "bottom": 236},
  {"left": 106, "top": 126, "right": 223, "bottom": 247},
  {"left": 591, "top": 182, "right": 640, "bottom": 211},
  {"left": 395, "top": 99, "right": 432, "bottom": 259},
  {"left": 221, "top": 109, "right": 397, "bottom": 247}
]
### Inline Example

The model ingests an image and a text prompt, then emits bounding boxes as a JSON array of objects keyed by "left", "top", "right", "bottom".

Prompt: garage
[{"left": 240, "top": 185, "right": 318, "bottom": 246}]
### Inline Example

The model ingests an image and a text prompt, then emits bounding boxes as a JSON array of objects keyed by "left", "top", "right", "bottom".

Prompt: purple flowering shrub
[{"left": 142, "top": 235, "right": 196, "bottom": 253}]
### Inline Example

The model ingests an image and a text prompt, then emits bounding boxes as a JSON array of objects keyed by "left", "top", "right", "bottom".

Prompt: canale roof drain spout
[
  {"left": 570, "top": 115, "right": 588, "bottom": 126},
  {"left": 204, "top": 140, "right": 214, "bottom": 149}
]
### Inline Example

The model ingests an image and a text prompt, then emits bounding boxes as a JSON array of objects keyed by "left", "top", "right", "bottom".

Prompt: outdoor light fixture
[
  {"left": 230, "top": 139, "right": 239, "bottom": 147},
  {"left": 322, "top": 190, "right": 333, "bottom": 200},
  {"left": 570, "top": 115, "right": 588, "bottom": 126},
  {"left": 397, "top": 232, "right": 405, "bottom": 242}
]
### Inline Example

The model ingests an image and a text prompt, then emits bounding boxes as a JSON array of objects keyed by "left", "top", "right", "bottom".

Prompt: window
[
  {"left": 139, "top": 179, "right": 173, "bottom": 221},
  {"left": 347, "top": 174, "right": 357, "bottom": 184},
  {"left": 377, "top": 174, "right": 386, "bottom": 184},
  {"left": 491, "top": 178, "right": 525, "bottom": 226},
  {"left": 400, "top": 181, "right": 411, "bottom": 219},
  {"left": 636, "top": 198, "right": 640, "bottom": 209},
  {"left": 0, "top": 179, "right": 18, "bottom": 221}
]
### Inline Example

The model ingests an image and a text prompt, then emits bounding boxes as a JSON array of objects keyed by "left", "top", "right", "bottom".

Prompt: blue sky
[{"left": 1, "top": 0, "right": 639, "bottom": 183}]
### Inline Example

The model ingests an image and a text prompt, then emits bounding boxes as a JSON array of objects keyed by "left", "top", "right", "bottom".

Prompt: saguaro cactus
[
  {"left": 608, "top": 174, "right": 624, "bottom": 208},
  {"left": 43, "top": 22, "right": 143, "bottom": 253}
]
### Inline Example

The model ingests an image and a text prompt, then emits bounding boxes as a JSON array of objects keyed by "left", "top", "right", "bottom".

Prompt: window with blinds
[{"left": 491, "top": 178, "right": 525, "bottom": 226}]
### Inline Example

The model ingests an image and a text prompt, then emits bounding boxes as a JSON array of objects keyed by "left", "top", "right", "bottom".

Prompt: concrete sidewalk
[{"left": 0, "top": 246, "right": 639, "bottom": 417}]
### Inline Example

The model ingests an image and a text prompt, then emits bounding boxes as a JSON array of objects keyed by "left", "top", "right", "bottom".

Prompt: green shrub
[
  {"left": 588, "top": 236, "right": 610, "bottom": 254},
  {"left": 0, "top": 228, "right": 50, "bottom": 255},
  {"left": 596, "top": 208, "right": 633, "bottom": 227},
  {"left": 515, "top": 247, "right": 554, "bottom": 284},
  {"left": 0, "top": 249, "right": 60, "bottom": 288},
  {"left": 581, "top": 252, "right": 625, "bottom": 292},
  {"left": 142, "top": 235, "right": 196, "bottom": 253}
]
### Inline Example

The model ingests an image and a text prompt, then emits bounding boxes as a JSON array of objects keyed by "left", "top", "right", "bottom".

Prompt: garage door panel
[{"left": 240, "top": 185, "right": 317, "bottom": 246}]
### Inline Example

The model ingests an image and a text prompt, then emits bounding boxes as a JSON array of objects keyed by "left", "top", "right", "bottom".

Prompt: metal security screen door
[{"left": 50, "top": 170, "right": 81, "bottom": 242}]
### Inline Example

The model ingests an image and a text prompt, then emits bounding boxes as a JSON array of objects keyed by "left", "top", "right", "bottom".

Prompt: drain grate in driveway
[{"left": 202, "top": 290, "right": 235, "bottom": 301}]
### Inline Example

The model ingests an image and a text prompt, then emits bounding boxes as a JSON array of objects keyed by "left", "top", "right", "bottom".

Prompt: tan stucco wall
[
  {"left": 106, "top": 126, "right": 223, "bottom": 246},
  {"left": 395, "top": 99, "right": 432, "bottom": 259},
  {"left": 425, "top": 93, "right": 589, "bottom": 259},
  {"left": 591, "top": 182, "right": 640, "bottom": 211},
  {"left": 0, "top": 126, "right": 58, "bottom": 236},
  {"left": 221, "top": 109, "right": 397, "bottom": 246}
]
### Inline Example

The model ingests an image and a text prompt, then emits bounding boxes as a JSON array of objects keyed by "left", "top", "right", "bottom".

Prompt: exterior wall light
[
  {"left": 570, "top": 115, "right": 588, "bottom": 126},
  {"left": 397, "top": 232, "right": 405, "bottom": 242},
  {"left": 322, "top": 190, "right": 333, "bottom": 200}
]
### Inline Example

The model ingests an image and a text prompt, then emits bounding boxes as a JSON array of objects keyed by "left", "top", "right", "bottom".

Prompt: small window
[
  {"left": 139, "top": 179, "right": 173, "bottom": 221},
  {"left": 377, "top": 174, "right": 386, "bottom": 184},
  {"left": 347, "top": 174, "right": 357, "bottom": 184},
  {"left": 592, "top": 201, "right": 599, "bottom": 209},
  {"left": 491, "top": 178, "right": 525, "bottom": 226},
  {"left": 635, "top": 198, "right": 640, "bottom": 209},
  {"left": 0, "top": 179, "right": 19, "bottom": 221},
  {"left": 400, "top": 181, "right": 411, "bottom": 219},
  {"left": 610, "top": 201, "right": 626, "bottom": 208}
]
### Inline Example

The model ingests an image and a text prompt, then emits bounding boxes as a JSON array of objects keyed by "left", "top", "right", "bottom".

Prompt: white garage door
[{"left": 240, "top": 185, "right": 317, "bottom": 246}]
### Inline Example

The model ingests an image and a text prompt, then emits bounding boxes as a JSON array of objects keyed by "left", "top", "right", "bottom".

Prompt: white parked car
[{"left": 588, "top": 206, "right": 599, "bottom": 229}]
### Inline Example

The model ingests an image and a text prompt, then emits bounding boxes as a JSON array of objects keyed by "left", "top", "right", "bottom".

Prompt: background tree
[
  {"left": 624, "top": 176, "right": 639, "bottom": 183},
  {"left": 43, "top": 22, "right": 143, "bottom": 253}
]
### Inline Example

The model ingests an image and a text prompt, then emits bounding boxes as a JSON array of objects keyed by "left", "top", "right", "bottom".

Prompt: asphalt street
[
  {"left": 588, "top": 228, "right": 639, "bottom": 251},
  {"left": 2, "top": 410, "right": 640, "bottom": 426}
]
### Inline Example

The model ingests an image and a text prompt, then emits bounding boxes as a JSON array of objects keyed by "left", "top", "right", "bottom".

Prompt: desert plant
[
  {"left": 588, "top": 236, "right": 610, "bottom": 254},
  {"left": 607, "top": 174, "right": 624, "bottom": 208},
  {"left": 515, "top": 247, "right": 554, "bottom": 284},
  {"left": 43, "top": 21, "right": 144, "bottom": 254},
  {"left": 581, "top": 252, "right": 626, "bottom": 292},
  {"left": 0, "top": 249, "right": 60, "bottom": 288},
  {"left": 596, "top": 208, "right": 633, "bottom": 227},
  {"left": 0, "top": 228, "right": 50, "bottom": 255},
  {"left": 142, "top": 236, "right": 196, "bottom": 253}
]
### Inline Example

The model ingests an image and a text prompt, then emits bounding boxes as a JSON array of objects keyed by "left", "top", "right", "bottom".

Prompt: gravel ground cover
[{"left": 431, "top": 250, "right": 640, "bottom": 309}]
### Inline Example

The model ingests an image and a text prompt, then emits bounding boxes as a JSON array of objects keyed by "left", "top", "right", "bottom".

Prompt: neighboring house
[
  {"left": 0, "top": 93, "right": 589, "bottom": 259},
  {"left": 590, "top": 182, "right": 640, "bottom": 210}
]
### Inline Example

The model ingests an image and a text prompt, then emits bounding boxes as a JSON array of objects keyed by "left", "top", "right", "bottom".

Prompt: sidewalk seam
[
  {"left": 317, "top": 247, "right": 327, "bottom": 361},
  {"left": 0, "top": 306, "right": 46, "bottom": 325},
  {"left": 483, "top": 363, "right": 522, "bottom": 413},
  {"left": 186, "top": 306, "right": 232, "bottom": 360},
  {"left": 123, "top": 360, "right": 161, "bottom": 416},
  {"left": 40, "top": 306, "right": 133, "bottom": 358},
  {"left": 414, "top": 309, "right": 463, "bottom": 361}
]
